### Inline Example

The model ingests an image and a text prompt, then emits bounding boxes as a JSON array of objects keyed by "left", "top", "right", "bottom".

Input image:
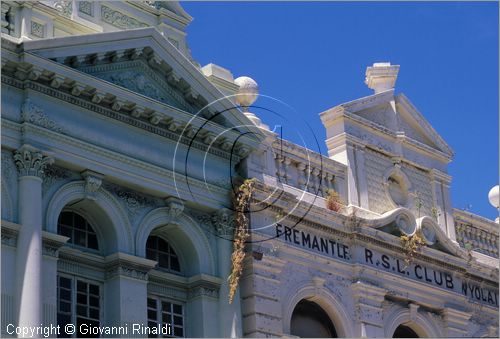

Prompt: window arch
[
  {"left": 57, "top": 211, "right": 99, "bottom": 250},
  {"left": 290, "top": 300, "right": 337, "bottom": 338},
  {"left": 146, "top": 235, "right": 180, "bottom": 272}
]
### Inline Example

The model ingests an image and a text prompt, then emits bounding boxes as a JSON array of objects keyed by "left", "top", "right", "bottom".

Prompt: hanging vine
[
  {"left": 228, "top": 178, "right": 256, "bottom": 304},
  {"left": 400, "top": 231, "right": 426, "bottom": 268}
]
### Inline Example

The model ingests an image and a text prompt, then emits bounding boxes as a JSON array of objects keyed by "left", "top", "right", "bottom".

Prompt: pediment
[
  {"left": 340, "top": 90, "right": 453, "bottom": 157},
  {"left": 21, "top": 28, "right": 260, "bottom": 135},
  {"left": 352, "top": 101, "right": 398, "bottom": 131},
  {"left": 395, "top": 94, "right": 454, "bottom": 157},
  {"left": 78, "top": 59, "right": 196, "bottom": 114}
]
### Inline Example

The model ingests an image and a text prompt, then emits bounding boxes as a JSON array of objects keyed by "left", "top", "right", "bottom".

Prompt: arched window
[
  {"left": 58, "top": 211, "right": 99, "bottom": 250},
  {"left": 146, "top": 236, "right": 180, "bottom": 272},
  {"left": 290, "top": 300, "right": 337, "bottom": 338},
  {"left": 393, "top": 325, "right": 419, "bottom": 338}
]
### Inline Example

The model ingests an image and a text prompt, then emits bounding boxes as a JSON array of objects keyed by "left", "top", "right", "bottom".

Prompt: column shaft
[{"left": 16, "top": 176, "right": 43, "bottom": 330}]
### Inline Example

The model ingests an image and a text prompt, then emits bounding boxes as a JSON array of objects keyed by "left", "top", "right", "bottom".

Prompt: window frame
[
  {"left": 147, "top": 295, "right": 185, "bottom": 338},
  {"left": 57, "top": 273, "right": 103, "bottom": 338}
]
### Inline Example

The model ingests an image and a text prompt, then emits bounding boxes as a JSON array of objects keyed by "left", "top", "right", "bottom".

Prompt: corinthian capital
[{"left": 13, "top": 145, "right": 54, "bottom": 178}]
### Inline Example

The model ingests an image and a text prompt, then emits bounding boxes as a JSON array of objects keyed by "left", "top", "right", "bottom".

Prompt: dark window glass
[
  {"left": 77, "top": 293, "right": 87, "bottom": 305},
  {"left": 59, "top": 225, "right": 72, "bottom": 238},
  {"left": 77, "top": 281, "right": 86, "bottom": 292},
  {"left": 60, "top": 289, "right": 71, "bottom": 301},
  {"left": 89, "top": 284, "right": 99, "bottom": 296},
  {"left": 77, "top": 305, "right": 87, "bottom": 317},
  {"left": 173, "top": 327, "right": 183, "bottom": 337},
  {"left": 57, "top": 212, "right": 99, "bottom": 250},
  {"left": 146, "top": 236, "right": 180, "bottom": 272},
  {"left": 59, "top": 277, "right": 72, "bottom": 289},
  {"left": 60, "top": 301, "right": 71, "bottom": 313},
  {"left": 148, "top": 298, "right": 157, "bottom": 308}
]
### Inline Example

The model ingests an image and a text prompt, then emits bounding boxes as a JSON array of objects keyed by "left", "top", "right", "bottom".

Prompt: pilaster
[
  {"left": 103, "top": 252, "right": 156, "bottom": 337},
  {"left": 211, "top": 208, "right": 243, "bottom": 337},
  {"left": 351, "top": 281, "right": 386, "bottom": 338},
  {"left": 240, "top": 252, "right": 286, "bottom": 337},
  {"left": 430, "top": 169, "right": 456, "bottom": 242},
  {"left": 186, "top": 276, "right": 221, "bottom": 337},
  {"left": 353, "top": 144, "right": 370, "bottom": 209},
  {"left": 41, "top": 232, "right": 69, "bottom": 333},
  {"left": 441, "top": 307, "right": 471, "bottom": 337}
]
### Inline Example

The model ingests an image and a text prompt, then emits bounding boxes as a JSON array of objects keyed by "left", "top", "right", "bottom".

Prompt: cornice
[
  {"left": 13, "top": 27, "right": 262, "bottom": 139},
  {"left": 1, "top": 73, "right": 248, "bottom": 161},
  {"left": 327, "top": 112, "right": 451, "bottom": 164},
  {"left": 321, "top": 95, "right": 452, "bottom": 163},
  {"left": 9, "top": 121, "right": 231, "bottom": 199},
  {"left": 319, "top": 90, "right": 395, "bottom": 125},
  {"left": 2, "top": 41, "right": 261, "bottom": 149}
]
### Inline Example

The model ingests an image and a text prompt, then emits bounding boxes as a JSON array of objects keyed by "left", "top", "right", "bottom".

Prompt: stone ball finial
[
  {"left": 488, "top": 185, "right": 499, "bottom": 209},
  {"left": 234, "top": 76, "right": 259, "bottom": 109}
]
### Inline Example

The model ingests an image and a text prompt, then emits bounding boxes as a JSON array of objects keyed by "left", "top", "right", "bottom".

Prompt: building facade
[{"left": 1, "top": 1, "right": 498, "bottom": 338}]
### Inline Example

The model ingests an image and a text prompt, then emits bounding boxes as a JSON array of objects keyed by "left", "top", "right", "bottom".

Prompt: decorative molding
[
  {"left": 54, "top": 1, "right": 73, "bottom": 18},
  {"left": 78, "top": 1, "right": 93, "bottom": 16},
  {"left": 42, "top": 165, "right": 74, "bottom": 194},
  {"left": 42, "top": 232, "right": 69, "bottom": 258},
  {"left": 211, "top": 208, "right": 235, "bottom": 236},
  {"left": 164, "top": 196, "right": 184, "bottom": 220},
  {"left": 97, "top": 67, "right": 191, "bottom": 112},
  {"left": 59, "top": 252, "right": 156, "bottom": 281},
  {"left": 30, "top": 21, "right": 44, "bottom": 38},
  {"left": 80, "top": 59, "right": 201, "bottom": 113},
  {"left": 13, "top": 145, "right": 54, "bottom": 178},
  {"left": 106, "top": 265, "right": 149, "bottom": 281},
  {"left": 103, "top": 182, "right": 161, "bottom": 219},
  {"left": 3, "top": 77, "right": 239, "bottom": 161},
  {"left": 1, "top": 225, "right": 17, "bottom": 247},
  {"left": 1, "top": 150, "right": 16, "bottom": 182},
  {"left": 101, "top": 5, "right": 147, "bottom": 30},
  {"left": 81, "top": 170, "right": 104, "bottom": 200},
  {"left": 148, "top": 283, "right": 187, "bottom": 301},
  {"left": 21, "top": 98, "right": 64, "bottom": 133},
  {"left": 188, "top": 286, "right": 219, "bottom": 299}
]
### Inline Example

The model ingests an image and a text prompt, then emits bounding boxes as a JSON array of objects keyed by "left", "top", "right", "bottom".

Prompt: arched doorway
[
  {"left": 290, "top": 300, "right": 337, "bottom": 338},
  {"left": 393, "top": 324, "right": 419, "bottom": 338}
]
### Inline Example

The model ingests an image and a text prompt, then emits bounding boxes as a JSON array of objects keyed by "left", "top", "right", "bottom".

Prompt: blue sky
[{"left": 182, "top": 1, "right": 499, "bottom": 220}]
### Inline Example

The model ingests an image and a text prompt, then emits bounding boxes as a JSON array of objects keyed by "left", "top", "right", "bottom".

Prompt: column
[
  {"left": 351, "top": 281, "right": 386, "bottom": 337},
  {"left": 13, "top": 145, "right": 53, "bottom": 333},
  {"left": 212, "top": 209, "right": 242, "bottom": 338}
]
